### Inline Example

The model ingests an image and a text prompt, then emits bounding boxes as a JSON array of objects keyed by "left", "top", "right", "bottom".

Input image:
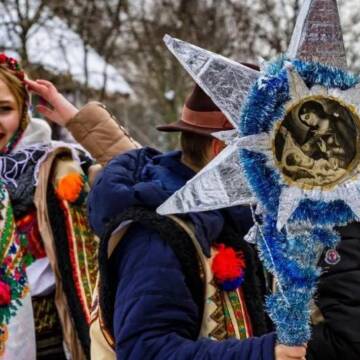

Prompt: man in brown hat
[
  {"left": 157, "top": 84, "right": 233, "bottom": 171},
  {"left": 88, "top": 84, "right": 306, "bottom": 360}
]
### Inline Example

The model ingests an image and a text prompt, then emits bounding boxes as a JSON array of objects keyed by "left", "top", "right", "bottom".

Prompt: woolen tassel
[
  {"left": 211, "top": 244, "right": 245, "bottom": 285},
  {"left": 55, "top": 172, "right": 84, "bottom": 203}
]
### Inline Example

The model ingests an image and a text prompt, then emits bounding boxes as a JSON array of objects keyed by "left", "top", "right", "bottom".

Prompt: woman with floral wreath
[{"left": 0, "top": 54, "right": 138, "bottom": 359}]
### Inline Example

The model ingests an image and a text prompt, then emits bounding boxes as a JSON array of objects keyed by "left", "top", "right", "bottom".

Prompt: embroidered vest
[
  {"left": 1, "top": 146, "right": 98, "bottom": 359},
  {"left": 35, "top": 149, "right": 99, "bottom": 359},
  {"left": 90, "top": 208, "right": 266, "bottom": 359}
]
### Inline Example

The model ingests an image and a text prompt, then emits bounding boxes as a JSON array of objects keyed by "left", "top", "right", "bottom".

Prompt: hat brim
[{"left": 156, "top": 120, "right": 232, "bottom": 136}]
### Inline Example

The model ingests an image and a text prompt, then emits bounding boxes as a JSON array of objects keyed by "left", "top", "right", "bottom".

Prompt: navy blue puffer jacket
[{"left": 88, "top": 147, "right": 276, "bottom": 360}]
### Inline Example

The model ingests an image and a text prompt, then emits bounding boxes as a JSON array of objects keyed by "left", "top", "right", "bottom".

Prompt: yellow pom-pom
[{"left": 55, "top": 172, "right": 84, "bottom": 202}]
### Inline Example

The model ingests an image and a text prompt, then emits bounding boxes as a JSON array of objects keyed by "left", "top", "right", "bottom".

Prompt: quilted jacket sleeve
[
  {"left": 110, "top": 224, "right": 276, "bottom": 360},
  {"left": 307, "top": 223, "right": 360, "bottom": 359},
  {"left": 67, "top": 102, "right": 140, "bottom": 166}
]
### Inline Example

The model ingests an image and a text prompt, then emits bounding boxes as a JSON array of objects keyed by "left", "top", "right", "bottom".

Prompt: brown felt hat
[{"left": 157, "top": 63, "right": 260, "bottom": 136}]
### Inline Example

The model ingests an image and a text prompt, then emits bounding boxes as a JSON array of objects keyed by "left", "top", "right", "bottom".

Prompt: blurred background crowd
[{"left": 1, "top": 0, "right": 359, "bottom": 150}]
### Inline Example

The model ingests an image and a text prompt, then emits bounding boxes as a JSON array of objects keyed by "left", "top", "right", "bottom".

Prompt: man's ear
[{"left": 211, "top": 138, "right": 225, "bottom": 157}]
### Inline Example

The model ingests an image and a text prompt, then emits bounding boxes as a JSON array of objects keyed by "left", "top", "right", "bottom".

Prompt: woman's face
[
  {"left": 0, "top": 78, "right": 21, "bottom": 150},
  {"left": 300, "top": 111, "right": 319, "bottom": 127}
]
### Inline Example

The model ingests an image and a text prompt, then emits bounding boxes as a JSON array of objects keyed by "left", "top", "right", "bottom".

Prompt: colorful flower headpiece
[{"left": 0, "top": 54, "right": 25, "bottom": 82}]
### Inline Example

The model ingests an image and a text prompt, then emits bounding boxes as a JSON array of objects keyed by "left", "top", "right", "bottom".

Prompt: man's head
[
  {"left": 179, "top": 131, "right": 225, "bottom": 171},
  {"left": 157, "top": 84, "right": 232, "bottom": 171}
]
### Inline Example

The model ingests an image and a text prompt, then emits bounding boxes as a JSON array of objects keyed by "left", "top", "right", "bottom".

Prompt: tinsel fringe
[{"left": 238, "top": 58, "right": 357, "bottom": 344}]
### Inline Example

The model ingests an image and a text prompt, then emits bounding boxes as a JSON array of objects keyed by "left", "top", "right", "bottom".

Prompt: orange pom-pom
[
  {"left": 55, "top": 172, "right": 84, "bottom": 202},
  {"left": 211, "top": 244, "right": 245, "bottom": 282}
]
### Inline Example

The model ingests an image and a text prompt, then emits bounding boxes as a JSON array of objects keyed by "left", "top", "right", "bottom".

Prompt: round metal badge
[{"left": 325, "top": 248, "right": 341, "bottom": 266}]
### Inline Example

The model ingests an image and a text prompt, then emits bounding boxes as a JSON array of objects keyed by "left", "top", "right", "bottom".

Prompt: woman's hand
[
  {"left": 275, "top": 344, "right": 307, "bottom": 360},
  {"left": 25, "top": 79, "right": 78, "bottom": 127}
]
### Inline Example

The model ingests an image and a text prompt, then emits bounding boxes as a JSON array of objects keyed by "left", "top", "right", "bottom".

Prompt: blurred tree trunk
[{"left": 0, "top": 0, "right": 48, "bottom": 68}]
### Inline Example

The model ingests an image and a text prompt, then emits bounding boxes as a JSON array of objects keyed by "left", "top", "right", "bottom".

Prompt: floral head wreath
[
  {"left": 0, "top": 54, "right": 25, "bottom": 82},
  {"left": 0, "top": 53, "right": 29, "bottom": 154}
]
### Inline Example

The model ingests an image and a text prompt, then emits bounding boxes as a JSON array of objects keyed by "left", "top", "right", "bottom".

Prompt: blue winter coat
[{"left": 88, "top": 147, "right": 276, "bottom": 360}]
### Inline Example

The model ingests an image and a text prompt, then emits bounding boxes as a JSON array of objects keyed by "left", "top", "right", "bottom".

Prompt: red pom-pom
[{"left": 211, "top": 244, "right": 245, "bottom": 282}]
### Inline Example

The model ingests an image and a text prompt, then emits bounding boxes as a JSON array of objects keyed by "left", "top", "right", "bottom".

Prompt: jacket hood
[{"left": 89, "top": 147, "right": 237, "bottom": 255}]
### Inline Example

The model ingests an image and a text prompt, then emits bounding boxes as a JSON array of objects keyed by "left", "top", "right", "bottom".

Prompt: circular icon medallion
[{"left": 274, "top": 97, "right": 360, "bottom": 188}]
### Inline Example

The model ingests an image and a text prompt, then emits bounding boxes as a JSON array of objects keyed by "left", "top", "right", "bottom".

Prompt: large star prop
[
  {"left": 158, "top": 0, "right": 356, "bottom": 224},
  {"left": 158, "top": 0, "right": 360, "bottom": 345}
]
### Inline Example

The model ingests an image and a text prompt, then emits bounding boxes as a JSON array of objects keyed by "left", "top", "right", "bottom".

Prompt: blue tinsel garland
[
  {"left": 240, "top": 58, "right": 359, "bottom": 223},
  {"left": 238, "top": 58, "right": 359, "bottom": 345}
]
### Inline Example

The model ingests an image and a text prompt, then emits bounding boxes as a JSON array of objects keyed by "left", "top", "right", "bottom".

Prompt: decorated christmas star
[{"left": 158, "top": 0, "right": 360, "bottom": 345}]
